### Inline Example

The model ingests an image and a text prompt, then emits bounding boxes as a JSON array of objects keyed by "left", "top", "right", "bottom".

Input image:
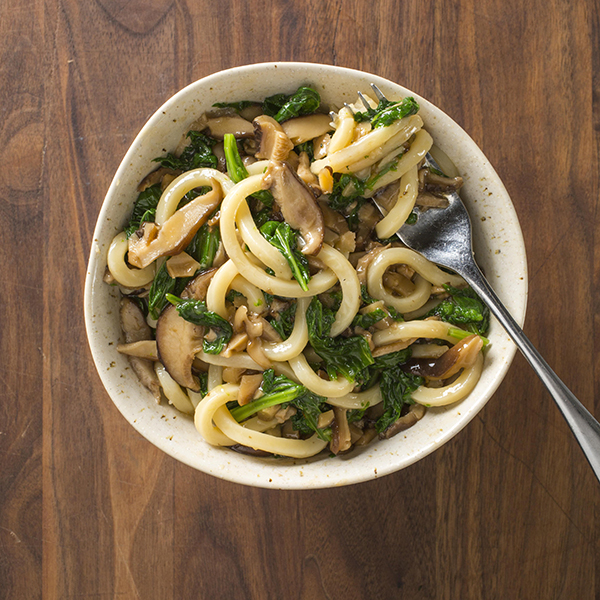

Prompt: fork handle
[{"left": 460, "top": 260, "right": 600, "bottom": 483}]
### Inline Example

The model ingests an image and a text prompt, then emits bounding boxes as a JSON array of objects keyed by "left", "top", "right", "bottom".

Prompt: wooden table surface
[{"left": 1, "top": 1, "right": 597, "bottom": 598}]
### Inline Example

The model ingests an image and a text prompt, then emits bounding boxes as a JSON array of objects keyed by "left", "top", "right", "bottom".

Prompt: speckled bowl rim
[{"left": 84, "top": 62, "right": 527, "bottom": 490}]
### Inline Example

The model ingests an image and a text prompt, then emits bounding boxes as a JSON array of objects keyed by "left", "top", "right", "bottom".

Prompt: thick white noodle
[
  {"left": 245, "top": 160, "right": 270, "bottom": 176},
  {"left": 367, "top": 247, "right": 464, "bottom": 313},
  {"left": 242, "top": 416, "right": 279, "bottom": 433},
  {"left": 194, "top": 383, "right": 235, "bottom": 446},
  {"left": 344, "top": 118, "right": 423, "bottom": 173},
  {"left": 205, "top": 258, "right": 267, "bottom": 316},
  {"left": 207, "top": 364, "right": 223, "bottom": 391},
  {"left": 154, "top": 362, "right": 195, "bottom": 415},
  {"left": 197, "top": 350, "right": 263, "bottom": 371},
  {"left": 215, "top": 407, "right": 328, "bottom": 457},
  {"left": 327, "top": 107, "right": 355, "bottom": 154},
  {"left": 326, "top": 385, "right": 383, "bottom": 410},
  {"left": 155, "top": 168, "right": 234, "bottom": 226},
  {"left": 187, "top": 390, "right": 203, "bottom": 409},
  {"left": 363, "top": 129, "right": 433, "bottom": 197},
  {"left": 311, "top": 115, "right": 423, "bottom": 174},
  {"left": 206, "top": 259, "right": 238, "bottom": 317},
  {"left": 289, "top": 354, "right": 355, "bottom": 398},
  {"left": 262, "top": 298, "right": 310, "bottom": 361},
  {"left": 375, "top": 165, "right": 419, "bottom": 239},
  {"left": 372, "top": 319, "right": 463, "bottom": 346},
  {"left": 412, "top": 353, "right": 483, "bottom": 406},
  {"left": 107, "top": 232, "right": 156, "bottom": 287},
  {"left": 237, "top": 201, "right": 291, "bottom": 278},
  {"left": 230, "top": 275, "right": 268, "bottom": 315},
  {"left": 220, "top": 175, "right": 338, "bottom": 296},
  {"left": 319, "top": 245, "right": 361, "bottom": 336},
  {"left": 196, "top": 384, "right": 328, "bottom": 457}
]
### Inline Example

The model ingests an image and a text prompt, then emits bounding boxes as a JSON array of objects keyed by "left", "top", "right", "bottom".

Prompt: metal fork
[{"left": 367, "top": 84, "right": 600, "bottom": 483}]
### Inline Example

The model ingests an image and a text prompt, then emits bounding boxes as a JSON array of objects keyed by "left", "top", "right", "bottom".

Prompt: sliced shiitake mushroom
[
  {"left": 402, "top": 334, "right": 483, "bottom": 381},
  {"left": 128, "top": 184, "right": 221, "bottom": 269},
  {"left": 263, "top": 161, "right": 324, "bottom": 255},
  {"left": 205, "top": 113, "right": 255, "bottom": 140},
  {"left": 281, "top": 113, "right": 332, "bottom": 145},
  {"left": 119, "top": 298, "right": 161, "bottom": 402},
  {"left": 155, "top": 270, "right": 217, "bottom": 391},
  {"left": 253, "top": 115, "right": 294, "bottom": 162},
  {"left": 380, "top": 403, "right": 426, "bottom": 439}
]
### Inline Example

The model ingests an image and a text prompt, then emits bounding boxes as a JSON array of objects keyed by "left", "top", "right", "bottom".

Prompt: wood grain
[{"left": 0, "top": 0, "right": 597, "bottom": 598}]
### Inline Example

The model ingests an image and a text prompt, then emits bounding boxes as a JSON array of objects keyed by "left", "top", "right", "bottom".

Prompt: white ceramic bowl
[{"left": 84, "top": 62, "right": 527, "bottom": 489}]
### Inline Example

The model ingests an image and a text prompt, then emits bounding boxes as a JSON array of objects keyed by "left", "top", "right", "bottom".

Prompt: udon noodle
[{"left": 107, "top": 86, "right": 489, "bottom": 458}]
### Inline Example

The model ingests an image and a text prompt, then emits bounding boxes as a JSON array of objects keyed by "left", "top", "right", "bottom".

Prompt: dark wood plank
[
  {"left": 0, "top": 0, "right": 595, "bottom": 598},
  {"left": 0, "top": 2, "right": 45, "bottom": 598}
]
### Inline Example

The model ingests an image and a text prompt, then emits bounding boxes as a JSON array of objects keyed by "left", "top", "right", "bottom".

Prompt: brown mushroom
[
  {"left": 415, "top": 191, "right": 449, "bottom": 210},
  {"left": 205, "top": 114, "right": 255, "bottom": 140},
  {"left": 237, "top": 373, "right": 263, "bottom": 406},
  {"left": 119, "top": 298, "right": 161, "bottom": 402},
  {"left": 154, "top": 270, "right": 216, "bottom": 391},
  {"left": 402, "top": 334, "right": 483, "bottom": 380},
  {"left": 230, "top": 444, "right": 272, "bottom": 457},
  {"left": 281, "top": 113, "right": 333, "bottom": 145},
  {"left": 137, "top": 167, "right": 180, "bottom": 192},
  {"left": 117, "top": 340, "right": 158, "bottom": 360},
  {"left": 128, "top": 184, "right": 221, "bottom": 269},
  {"left": 263, "top": 161, "right": 324, "bottom": 256},
  {"left": 330, "top": 406, "right": 352, "bottom": 454},
  {"left": 297, "top": 151, "right": 320, "bottom": 193},
  {"left": 253, "top": 115, "right": 294, "bottom": 162},
  {"left": 156, "top": 305, "right": 204, "bottom": 391},
  {"left": 419, "top": 167, "right": 463, "bottom": 196},
  {"left": 380, "top": 403, "right": 426, "bottom": 439}
]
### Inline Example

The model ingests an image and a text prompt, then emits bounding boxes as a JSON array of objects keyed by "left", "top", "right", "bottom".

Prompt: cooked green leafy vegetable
[
  {"left": 185, "top": 218, "right": 220, "bottom": 270},
  {"left": 263, "top": 86, "right": 321, "bottom": 123},
  {"left": 325, "top": 173, "right": 368, "bottom": 231},
  {"left": 166, "top": 294, "right": 233, "bottom": 354},
  {"left": 223, "top": 133, "right": 274, "bottom": 207},
  {"left": 148, "top": 262, "right": 176, "bottom": 320},
  {"left": 328, "top": 174, "right": 366, "bottom": 210},
  {"left": 260, "top": 221, "right": 311, "bottom": 292},
  {"left": 177, "top": 186, "right": 212, "bottom": 209},
  {"left": 423, "top": 285, "right": 490, "bottom": 336},
  {"left": 154, "top": 131, "right": 218, "bottom": 171},
  {"left": 306, "top": 297, "right": 374, "bottom": 381},
  {"left": 197, "top": 371, "right": 208, "bottom": 397},
  {"left": 223, "top": 133, "right": 249, "bottom": 183},
  {"left": 269, "top": 301, "right": 297, "bottom": 340},
  {"left": 230, "top": 369, "right": 331, "bottom": 441},
  {"left": 376, "top": 369, "right": 423, "bottom": 433},
  {"left": 351, "top": 307, "right": 387, "bottom": 329},
  {"left": 124, "top": 184, "right": 162, "bottom": 238},
  {"left": 294, "top": 141, "right": 314, "bottom": 162},
  {"left": 366, "top": 158, "right": 399, "bottom": 190},
  {"left": 353, "top": 96, "right": 420, "bottom": 129}
]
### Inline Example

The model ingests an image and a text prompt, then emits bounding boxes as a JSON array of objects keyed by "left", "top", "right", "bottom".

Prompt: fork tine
[
  {"left": 370, "top": 83, "right": 388, "bottom": 102},
  {"left": 356, "top": 91, "right": 371, "bottom": 110},
  {"left": 343, "top": 102, "right": 356, "bottom": 115}
]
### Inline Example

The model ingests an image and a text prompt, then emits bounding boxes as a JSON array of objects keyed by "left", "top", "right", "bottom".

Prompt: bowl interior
[{"left": 85, "top": 62, "right": 527, "bottom": 489}]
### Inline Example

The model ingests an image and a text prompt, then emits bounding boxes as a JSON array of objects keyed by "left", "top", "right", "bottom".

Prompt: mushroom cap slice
[
  {"left": 156, "top": 305, "right": 204, "bottom": 391},
  {"left": 281, "top": 113, "right": 332, "bottom": 145},
  {"left": 253, "top": 115, "right": 294, "bottom": 162},
  {"left": 155, "top": 269, "right": 217, "bottom": 391},
  {"left": 119, "top": 298, "right": 161, "bottom": 402},
  {"left": 205, "top": 114, "right": 255, "bottom": 140},
  {"left": 128, "top": 183, "right": 222, "bottom": 269},
  {"left": 263, "top": 161, "right": 324, "bottom": 256}
]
